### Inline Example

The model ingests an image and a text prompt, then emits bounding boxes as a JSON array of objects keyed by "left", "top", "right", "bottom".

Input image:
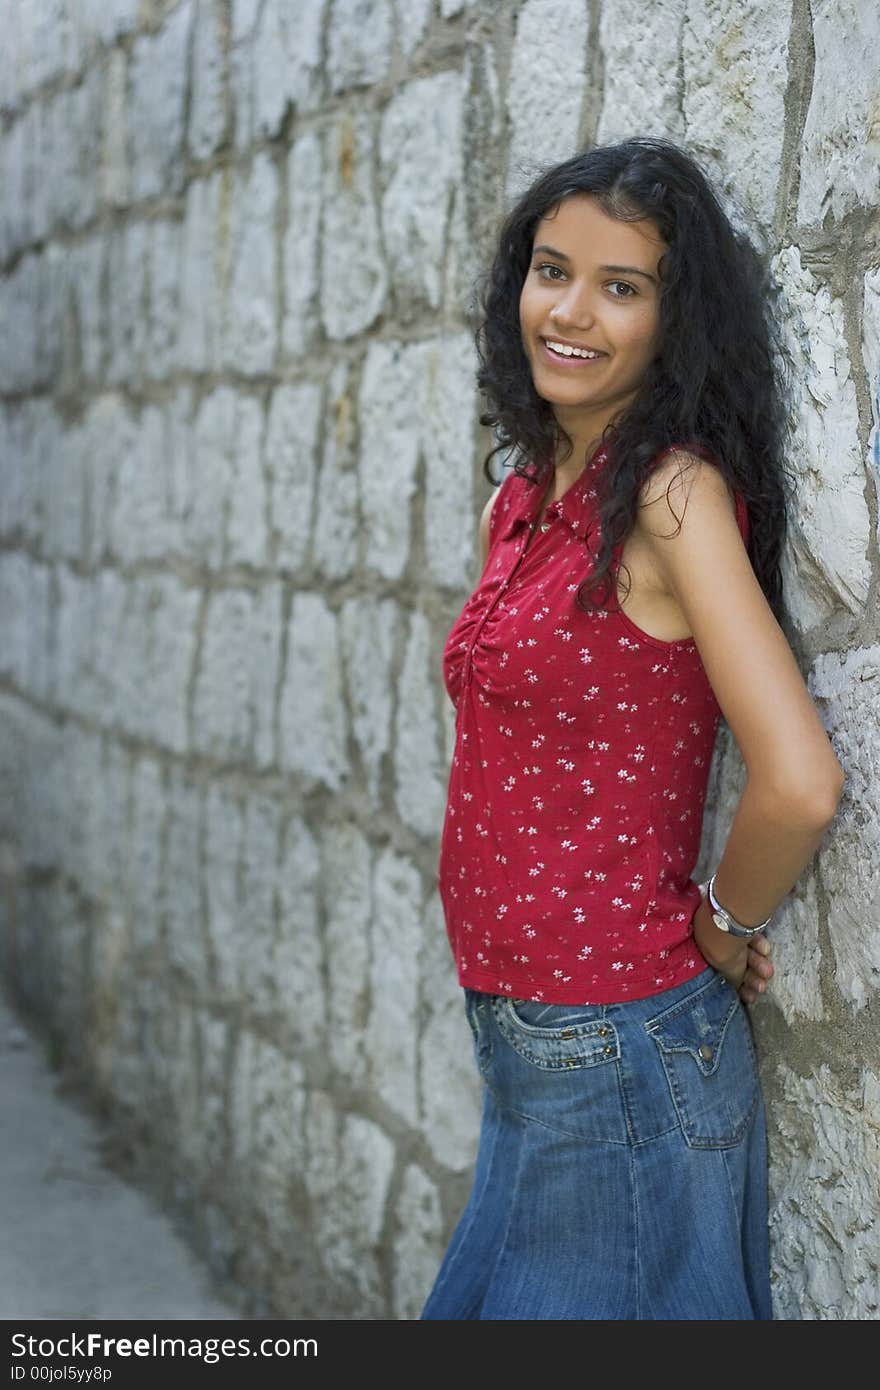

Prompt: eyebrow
[{"left": 531, "top": 244, "right": 658, "bottom": 285}]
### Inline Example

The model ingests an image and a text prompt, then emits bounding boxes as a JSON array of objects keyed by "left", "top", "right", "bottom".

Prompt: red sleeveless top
[{"left": 437, "top": 440, "right": 750, "bottom": 1004}]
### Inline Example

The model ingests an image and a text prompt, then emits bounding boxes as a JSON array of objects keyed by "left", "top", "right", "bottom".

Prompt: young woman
[{"left": 420, "top": 137, "right": 846, "bottom": 1321}]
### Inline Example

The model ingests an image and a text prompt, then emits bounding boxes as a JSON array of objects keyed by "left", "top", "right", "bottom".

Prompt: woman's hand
[{"left": 692, "top": 892, "right": 774, "bottom": 1003}]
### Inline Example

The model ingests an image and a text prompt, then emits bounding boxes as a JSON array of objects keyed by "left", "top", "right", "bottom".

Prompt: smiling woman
[{"left": 421, "top": 136, "right": 845, "bottom": 1322}]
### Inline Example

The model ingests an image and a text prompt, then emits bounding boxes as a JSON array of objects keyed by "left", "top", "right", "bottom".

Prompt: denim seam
[{"left": 631, "top": 1145, "right": 641, "bottom": 1321}]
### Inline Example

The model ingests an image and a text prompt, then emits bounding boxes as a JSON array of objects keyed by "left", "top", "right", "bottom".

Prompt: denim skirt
[{"left": 420, "top": 963, "right": 772, "bottom": 1320}]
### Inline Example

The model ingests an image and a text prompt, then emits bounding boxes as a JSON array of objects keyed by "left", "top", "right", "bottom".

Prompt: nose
[{"left": 549, "top": 282, "right": 598, "bottom": 331}]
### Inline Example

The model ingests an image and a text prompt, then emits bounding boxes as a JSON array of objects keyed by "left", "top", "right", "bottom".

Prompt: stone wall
[{"left": 0, "top": 0, "right": 878, "bottom": 1319}]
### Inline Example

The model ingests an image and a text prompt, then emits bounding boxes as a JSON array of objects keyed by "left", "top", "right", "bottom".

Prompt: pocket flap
[{"left": 644, "top": 971, "right": 739, "bottom": 1077}]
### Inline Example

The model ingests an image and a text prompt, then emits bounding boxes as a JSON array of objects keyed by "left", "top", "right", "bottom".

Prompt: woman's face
[{"left": 519, "top": 193, "right": 668, "bottom": 455}]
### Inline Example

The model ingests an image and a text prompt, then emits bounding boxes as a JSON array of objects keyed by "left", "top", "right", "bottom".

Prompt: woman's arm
[{"left": 636, "top": 452, "right": 846, "bottom": 993}]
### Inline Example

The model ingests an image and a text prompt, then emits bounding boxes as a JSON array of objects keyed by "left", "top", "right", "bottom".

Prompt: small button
[
  {"left": 603, "top": 1045, "right": 614, "bottom": 1055},
  {"left": 597, "top": 1026, "right": 609, "bottom": 1036},
  {"left": 699, "top": 1044, "right": 713, "bottom": 1061}
]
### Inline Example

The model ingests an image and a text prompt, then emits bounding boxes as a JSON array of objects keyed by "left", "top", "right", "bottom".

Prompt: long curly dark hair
[{"left": 473, "top": 136, "right": 797, "bottom": 636}]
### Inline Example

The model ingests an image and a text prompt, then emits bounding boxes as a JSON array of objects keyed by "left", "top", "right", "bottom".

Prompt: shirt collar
[{"left": 498, "top": 440, "right": 610, "bottom": 544}]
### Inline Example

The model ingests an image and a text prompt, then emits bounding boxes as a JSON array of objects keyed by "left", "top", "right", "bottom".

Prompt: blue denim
[{"left": 421, "top": 964, "right": 772, "bottom": 1320}]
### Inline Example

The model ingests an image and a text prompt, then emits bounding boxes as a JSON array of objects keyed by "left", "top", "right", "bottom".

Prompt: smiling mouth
[{"left": 540, "top": 339, "right": 607, "bottom": 366}]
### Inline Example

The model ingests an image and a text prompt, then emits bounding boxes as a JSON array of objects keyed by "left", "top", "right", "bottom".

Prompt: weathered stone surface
[
  {"left": 261, "top": 0, "right": 324, "bottom": 131},
  {"left": 203, "top": 781, "right": 246, "bottom": 1000},
  {"left": 682, "top": 0, "right": 791, "bottom": 237},
  {"left": 808, "top": 644, "right": 880, "bottom": 1011},
  {"left": 99, "top": 48, "right": 129, "bottom": 209},
  {"left": 128, "top": 755, "right": 165, "bottom": 962},
  {"left": 327, "top": 0, "right": 392, "bottom": 95},
  {"left": 772, "top": 245, "right": 871, "bottom": 630},
  {"left": 177, "top": 170, "right": 224, "bottom": 373},
  {"left": 279, "top": 591, "right": 349, "bottom": 791},
  {"left": 597, "top": 0, "right": 686, "bottom": 144},
  {"left": 365, "top": 847, "right": 422, "bottom": 1127},
  {"left": 304, "top": 1091, "right": 395, "bottom": 1315},
  {"left": 188, "top": 0, "right": 229, "bottom": 161},
  {"left": 798, "top": 0, "right": 880, "bottom": 227},
  {"left": 339, "top": 596, "right": 397, "bottom": 806},
  {"left": 419, "top": 333, "right": 481, "bottom": 591},
  {"left": 358, "top": 340, "right": 422, "bottom": 579},
  {"left": 281, "top": 130, "right": 323, "bottom": 360},
  {"left": 770, "top": 1062, "right": 880, "bottom": 1319},
  {"left": 265, "top": 381, "right": 323, "bottom": 570},
  {"left": 127, "top": 4, "right": 191, "bottom": 202},
  {"left": 313, "top": 361, "right": 359, "bottom": 580},
  {"left": 320, "top": 109, "right": 389, "bottom": 340},
  {"left": 275, "top": 815, "right": 326, "bottom": 1053},
  {"left": 221, "top": 152, "right": 279, "bottom": 376},
  {"left": 392, "top": 1164, "right": 444, "bottom": 1319},
  {"left": 394, "top": 0, "right": 433, "bottom": 57},
  {"left": 164, "top": 764, "right": 211, "bottom": 992},
  {"left": 394, "top": 610, "right": 448, "bottom": 840},
  {"left": 505, "top": 0, "right": 588, "bottom": 203},
  {"left": 321, "top": 821, "right": 371, "bottom": 1088},
  {"left": 760, "top": 872, "right": 825, "bottom": 1024},
  {"left": 379, "top": 70, "right": 463, "bottom": 318},
  {"left": 418, "top": 892, "right": 481, "bottom": 1171},
  {"left": 192, "top": 581, "right": 282, "bottom": 767}
]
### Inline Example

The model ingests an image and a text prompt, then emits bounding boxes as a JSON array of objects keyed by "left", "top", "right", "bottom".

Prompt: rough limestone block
[
  {"left": 326, "top": 0, "right": 391, "bottom": 96},
  {"left": 419, "top": 333, "right": 481, "bottom": 591},
  {"left": 418, "top": 892, "right": 482, "bottom": 1172},
  {"left": 312, "top": 361, "right": 358, "bottom": 580},
  {"left": 365, "top": 847, "right": 422, "bottom": 1127},
  {"left": 597, "top": 0, "right": 686, "bottom": 145},
  {"left": 320, "top": 109, "right": 389, "bottom": 341},
  {"left": 797, "top": 0, "right": 880, "bottom": 227},
  {"left": 250, "top": 0, "right": 325, "bottom": 141},
  {"left": 177, "top": 169, "right": 225, "bottom": 375},
  {"left": 128, "top": 755, "right": 165, "bottom": 962},
  {"left": 264, "top": 380, "right": 322, "bottom": 571},
  {"left": 99, "top": 47, "right": 129, "bottom": 209},
  {"left": 395, "top": 0, "right": 432, "bottom": 58},
  {"left": 304, "top": 1091, "right": 395, "bottom": 1316},
  {"left": 109, "top": 401, "right": 183, "bottom": 564},
  {"left": 394, "top": 610, "right": 448, "bottom": 840},
  {"left": 231, "top": 1031, "right": 308, "bottom": 1241},
  {"left": 682, "top": 0, "right": 790, "bottom": 238},
  {"left": 321, "top": 821, "right": 371, "bottom": 1089},
  {"left": 339, "top": 595, "right": 397, "bottom": 807},
  {"left": 770, "top": 1062, "right": 880, "bottom": 1319},
  {"left": 192, "top": 582, "right": 283, "bottom": 767},
  {"left": 358, "top": 340, "right": 423, "bottom": 580},
  {"left": 238, "top": 791, "right": 284, "bottom": 1021},
  {"left": 281, "top": 130, "right": 323, "bottom": 360},
  {"left": 223, "top": 394, "right": 269, "bottom": 570},
  {"left": 145, "top": 219, "right": 181, "bottom": 381},
  {"left": 164, "top": 763, "right": 211, "bottom": 992},
  {"left": 203, "top": 781, "right": 246, "bottom": 1001},
  {"left": 773, "top": 245, "right": 870, "bottom": 630},
  {"left": 280, "top": 591, "right": 349, "bottom": 791},
  {"left": 275, "top": 815, "right": 325, "bottom": 1053},
  {"left": 760, "top": 872, "right": 825, "bottom": 1024},
  {"left": 392, "top": 1165, "right": 444, "bottom": 1320},
  {"left": 221, "top": 151, "right": 279, "bottom": 377},
  {"left": 505, "top": 0, "right": 588, "bottom": 203},
  {"left": 188, "top": 0, "right": 229, "bottom": 161},
  {"left": 127, "top": 4, "right": 192, "bottom": 202},
  {"left": 808, "top": 644, "right": 880, "bottom": 1011},
  {"left": 379, "top": 70, "right": 464, "bottom": 317}
]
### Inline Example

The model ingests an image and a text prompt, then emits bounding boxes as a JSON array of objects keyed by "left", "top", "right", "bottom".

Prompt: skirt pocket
[{"left": 643, "top": 970, "right": 759, "bottom": 1149}]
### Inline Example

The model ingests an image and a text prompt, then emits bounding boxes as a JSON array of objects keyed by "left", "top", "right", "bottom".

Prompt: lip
[{"left": 540, "top": 337, "right": 608, "bottom": 368}]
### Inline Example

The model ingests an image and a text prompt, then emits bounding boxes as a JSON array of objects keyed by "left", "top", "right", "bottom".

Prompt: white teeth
[{"left": 546, "top": 340, "right": 600, "bottom": 359}]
